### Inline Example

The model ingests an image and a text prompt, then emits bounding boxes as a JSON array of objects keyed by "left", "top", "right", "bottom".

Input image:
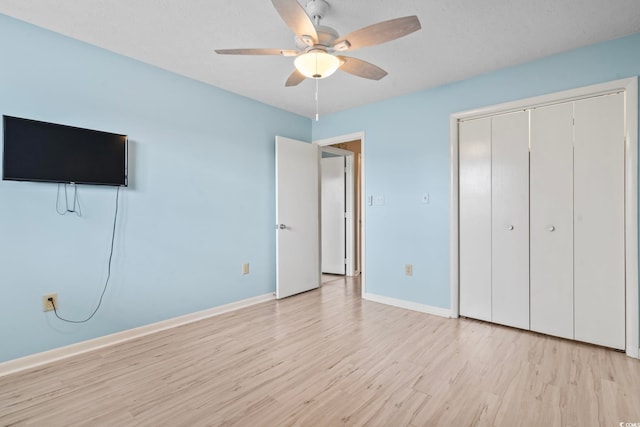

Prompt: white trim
[
  {"left": 364, "top": 293, "right": 451, "bottom": 318},
  {"left": 314, "top": 131, "right": 366, "bottom": 295},
  {"left": 450, "top": 117, "right": 460, "bottom": 318},
  {"left": 345, "top": 155, "right": 355, "bottom": 276},
  {"left": 319, "top": 146, "right": 356, "bottom": 276},
  {"left": 454, "top": 78, "right": 633, "bottom": 121},
  {"left": 315, "top": 132, "right": 364, "bottom": 147},
  {"left": 624, "top": 77, "right": 639, "bottom": 358},
  {"left": 0, "top": 293, "right": 275, "bottom": 377},
  {"left": 450, "top": 77, "right": 639, "bottom": 358}
]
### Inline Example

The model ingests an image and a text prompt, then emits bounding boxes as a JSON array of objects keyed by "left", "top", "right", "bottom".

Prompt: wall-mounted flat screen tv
[{"left": 2, "top": 115, "right": 128, "bottom": 186}]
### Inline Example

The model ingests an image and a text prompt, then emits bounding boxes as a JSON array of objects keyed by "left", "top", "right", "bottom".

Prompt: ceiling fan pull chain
[{"left": 315, "top": 78, "right": 320, "bottom": 121}]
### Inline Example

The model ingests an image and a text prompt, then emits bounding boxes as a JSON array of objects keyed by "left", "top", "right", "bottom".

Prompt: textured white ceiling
[{"left": 1, "top": 0, "right": 639, "bottom": 118}]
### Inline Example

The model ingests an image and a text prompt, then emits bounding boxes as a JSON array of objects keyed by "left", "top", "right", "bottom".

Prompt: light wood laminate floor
[{"left": 2, "top": 275, "right": 640, "bottom": 426}]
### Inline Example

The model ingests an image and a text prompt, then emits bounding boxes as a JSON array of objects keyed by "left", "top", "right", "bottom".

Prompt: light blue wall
[
  {"left": 0, "top": 15, "right": 310, "bottom": 362},
  {"left": 313, "top": 33, "right": 640, "bottom": 310},
  {"left": 2, "top": 12, "right": 638, "bottom": 364}
]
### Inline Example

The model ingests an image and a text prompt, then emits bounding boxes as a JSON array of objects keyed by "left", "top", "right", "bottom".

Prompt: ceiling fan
[{"left": 215, "top": 0, "right": 421, "bottom": 87}]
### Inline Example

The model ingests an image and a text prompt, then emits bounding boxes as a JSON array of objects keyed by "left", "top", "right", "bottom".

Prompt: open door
[
  {"left": 275, "top": 136, "right": 320, "bottom": 299},
  {"left": 321, "top": 156, "right": 346, "bottom": 274}
]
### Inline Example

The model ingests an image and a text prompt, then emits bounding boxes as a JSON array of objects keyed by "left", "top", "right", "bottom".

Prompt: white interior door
[
  {"left": 356, "top": 153, "right": 362, "bottom": 274},
  {"left": 530, "top": 102, "right": 574, "bottom": 340},
  {"left": 321, "top": 156, "right": 346, "bottom": 274},
  {"left": 459, "top": 117, "right": 492, "bottom": 322},
  {"left": 573, "top": 93, "right": 625, "bottom": 349},
  {"left": 491, "top": 111, "right": 530, "bottom": 329},
  {"left": 275, "top": 136, "right": 320, "bottom": 299}
]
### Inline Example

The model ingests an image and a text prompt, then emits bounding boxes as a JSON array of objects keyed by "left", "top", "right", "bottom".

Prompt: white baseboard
[
  {"left": 364, "top": 293, "right": 451, "bottom": 318},
  {"left": 0, "top": 292, "right": 275, "bottom": 377}
]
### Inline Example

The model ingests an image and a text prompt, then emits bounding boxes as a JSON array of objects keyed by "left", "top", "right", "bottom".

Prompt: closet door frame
[{"left": 450, "top": 77, "right": 639, "bottom": 358}]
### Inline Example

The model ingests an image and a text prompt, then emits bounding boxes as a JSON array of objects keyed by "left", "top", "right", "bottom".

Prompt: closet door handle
[
  {"left": 507, "top": 225, "right": 514, "bottom": 230},
  {"left": 548, "top": 225, "right": 555, "bottom": 232}
]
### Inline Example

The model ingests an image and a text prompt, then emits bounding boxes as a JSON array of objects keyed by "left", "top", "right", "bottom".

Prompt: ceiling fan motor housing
[
  {"left": 295, "top": 25, "right": 338, "bottom": 51},
  {"left": 316, "top": 25, "right": 338, "bottom": 47},
  {"left": 295, "top": 0, "right": 337, "bottom": 50},
  {"left": 305, "top": 0, "right": 330, "bottom": 21}
]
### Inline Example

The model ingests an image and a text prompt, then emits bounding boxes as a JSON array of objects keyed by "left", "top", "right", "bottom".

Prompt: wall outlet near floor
[
  {"left": 405, "top": 264, "right": 413, "bottom": 276},
  {"left": 242, "top": 263, "right": 250, "bottom": 275},
  {"left": 43, "top": 293, "right": 58, "bottom": 311}
]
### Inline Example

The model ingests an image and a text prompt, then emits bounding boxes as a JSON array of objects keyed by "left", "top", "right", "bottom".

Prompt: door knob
[
  {"left": 548, "top": 225, "right": 555, "bottom": 232},
  {"left": 278, "top": 224, "right": 287, "bottom": 230},
  {"left": 507, "top": 225, "right": 514, "bottom": 230}
]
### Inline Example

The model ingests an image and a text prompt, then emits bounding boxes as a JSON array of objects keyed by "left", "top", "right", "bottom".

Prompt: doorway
[
  {"left": 320, "top": 149, "right": 349, "bottom": 276},
  {"left": 315, "top": 132, "right": 365, "bottom": 295}
]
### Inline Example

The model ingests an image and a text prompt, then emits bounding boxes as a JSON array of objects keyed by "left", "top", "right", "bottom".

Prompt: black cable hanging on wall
[
  {"left": 50, "top": 186, "right": 120, "bottom": 323},
  {"left": 56, "top": 183, "right": 82, "bottom": 217}
]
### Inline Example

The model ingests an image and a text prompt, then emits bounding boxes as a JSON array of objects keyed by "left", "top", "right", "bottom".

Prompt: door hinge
[
  {"left": 344, "top": 258, "right": 348, "bottom": 265},
  {"left": 344, "top": 212, "right": 348, "bottom": 219}
]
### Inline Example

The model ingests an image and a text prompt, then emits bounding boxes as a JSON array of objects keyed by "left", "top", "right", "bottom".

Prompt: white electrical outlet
[
  {"left": 405, "top": 264, "right": 413, "bottom": 276},
  {"left": 242, "top": 263, "right": 250, "bottom": 275},
  {"left": 43, "top": 293, "right": 58, "bottom": 311}
]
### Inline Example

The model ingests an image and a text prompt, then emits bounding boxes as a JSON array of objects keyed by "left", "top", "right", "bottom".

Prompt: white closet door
[
  {"left": 459, "top": 117, "right": 492, "bottom": 321},
  {"left": 573, "top": 93, "right": 625, "bottom": 349},
  {"left": 530, "top": 103, "right": 574, "bottom": 340},
  {"left": 491, "top": 111, "right": 530, "bottom": 329}
]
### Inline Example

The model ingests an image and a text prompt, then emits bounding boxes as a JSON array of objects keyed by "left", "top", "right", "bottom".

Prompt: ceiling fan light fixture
[{"left": 294, "top": 50, "right": 340, "bottom": 79}]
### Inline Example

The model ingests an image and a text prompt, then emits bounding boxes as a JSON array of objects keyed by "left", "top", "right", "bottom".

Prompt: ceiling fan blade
[
  {"left": 337, "top": 56, "right": 388, "bottom": 80},
  {"left": 271, "top": 0, "right": 318, "bottom": 42},
  {"left": 285, "top": 69, "right": 306, "bottom": 87},
  {"left": 333, "top": 16, "right": 421, "bottom": 51},
  {"left": 215, "top": 48, "right": 298, "bottom": 56}
]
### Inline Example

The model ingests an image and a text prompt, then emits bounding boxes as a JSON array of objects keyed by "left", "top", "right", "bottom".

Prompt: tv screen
[{"left": 2, "top": 115, "right": 128, "bottom": 186}]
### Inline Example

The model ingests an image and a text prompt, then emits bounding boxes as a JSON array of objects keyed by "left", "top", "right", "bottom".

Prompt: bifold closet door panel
[
  {"left": 491, "top": 111, "right": 529, "bottom": 329},
  {"left": 574, "top": 93, "right": 625, "bottom": 350},
  {"left": 530, "top": 103, "right": 574, "bottom": 340},
  {"left": 459, "top": 117, "right": 492, "bottom": 321}
]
